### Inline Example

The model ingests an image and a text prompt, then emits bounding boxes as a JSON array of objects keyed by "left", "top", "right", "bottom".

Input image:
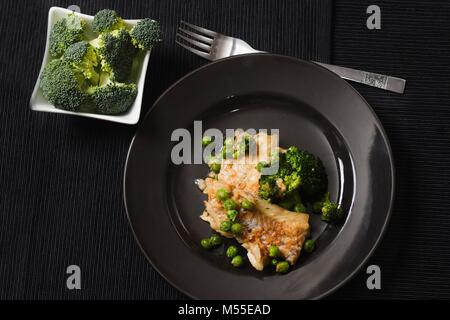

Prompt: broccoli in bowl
[
  {"left": 257, "top": 144, "right": 343, "bottom": 223},
  {"left": 38, "top": 8, "right": 161, "bottom": 115}
]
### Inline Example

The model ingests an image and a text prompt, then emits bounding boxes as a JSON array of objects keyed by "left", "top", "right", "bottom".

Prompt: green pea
[
  {"left": 303, "top": 239, "right": 315, "bottom": 253},
  {"left": 224, "top": 137, "right": 234, "bottom": 146},
  {"left": 241, "top": 198, "right": 254, "bottom": 210},
  {"left": 216, "top": 188, "right": 230, "bottom": 201},
  {"left": 294, "top": 203, "right": 307, "bottom": 213},
  {"left": 231, "top": 255, "right": 243, "bottom": 267},
  {"left": 231, "top": 223, "right": 243, "bottom": 235},
  {"left": 256, "top": 162, "right": 268, "bottom": 172},
  {"left": 220, "top": 220, "right": 232, "bottom": 232},
  {"left": 200, "top": 238, "right": 213, "bottom": 249},
  {"left": 227, "top": 209, "right": 239, "bottom": 222},
  {"left": 226, "top": 245, "right": 239, "bottom": 258},
  {"left": 222, "top": 138, "right": 234, "bottom": 159},
  {"left": 243, "top": 135, "right": 252, "bottom": 152},
  {"left": 202, "top": 136, "right": 213, "bottom": 147},
  {"left": 271, "top": 259, "right": 278, "bottom": 266},
  {"left": 210, "top": 162, "right": 221, "bottom": 174},
  {"left": 279, "top": 200, "right": 294, "bottom": 211},
  {"left": 269, "top": 245, "right": 281, "bottom": 258},
  {"left": 210, "top": 234, "right": 222, "bottom": 247},
  {"left": 275, "top": 261, "right": 290, "bottom": 273},
  {"left": 223, "top": 199, "right": 237, "bottom": 211},
  {"left": 313, "top": 201, "right": 324, "bottom": 214}
]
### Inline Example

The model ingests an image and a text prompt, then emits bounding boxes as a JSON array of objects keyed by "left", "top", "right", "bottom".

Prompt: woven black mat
[
  {"left": 330, "top": 0, "right": 450, "bottom": 299},
  {"left": 0, "top": 0, "right": 332, "bottom": 299}
]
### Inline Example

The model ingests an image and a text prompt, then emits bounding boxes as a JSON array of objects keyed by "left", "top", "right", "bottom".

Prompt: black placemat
[
  {"left": 330, "top": 0, "right": 450, "bottom": 299},
  {"left": 0, "top": 0, "right": 332, "bottom": 299}
]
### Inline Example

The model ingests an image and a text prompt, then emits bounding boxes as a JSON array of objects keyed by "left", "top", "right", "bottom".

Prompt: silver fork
[{"left": 176, "top": 21, "right": 406, "bottom": 94}]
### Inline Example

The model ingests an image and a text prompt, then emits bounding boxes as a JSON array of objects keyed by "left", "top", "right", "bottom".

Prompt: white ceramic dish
[{"left": 29, "top": 6, "right": 151, "bottom": 125}]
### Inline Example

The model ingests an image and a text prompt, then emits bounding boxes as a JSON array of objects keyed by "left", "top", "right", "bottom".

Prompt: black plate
[{"left": 124, "top": 54, "right": 394, "bottom": 299}]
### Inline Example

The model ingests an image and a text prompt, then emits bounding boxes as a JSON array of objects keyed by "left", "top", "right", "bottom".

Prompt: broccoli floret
[
  {"left": 293, "top": 202, "right": 307, "bottom": 213},
  {"left": 285, "top": 146, "right": 327, "bottom": 197},
  {"left": 63, "top": 41, "right": 99, "bottom": 84},
  {"left": 321, "top": 201, "right": 344, "bottom": 224},
  {"left": 258, "top": 175, "right": 281, "bottom": 202},
  {"left": 281, "top": 170, "right": 301, "bottom": 193},
  {"left": 93, "top": 29, "right": 137, "bottom": 82},
  {"left": 40, "top": 59, "right": 87, "bottom": 111},
  {"left": 49, "top": 13, "right": 86, "bottom": 57},
  {"left": 92, "top": 9, "right": 125, "bottom": 34},
  {"left": 130, "top": 18, "right": 162, "bottom": 50},
  {"left": 314, "top": 192, "right": 344, "bottom": 224},
  {"left": 258, "top": 146, "right": 327, "bottom": 206},
  {"left": 89, "top": 82, "right": 137, "bottom": 114},
  {"left": 256, "top": 161, "right": 269, "bottom": 172}
]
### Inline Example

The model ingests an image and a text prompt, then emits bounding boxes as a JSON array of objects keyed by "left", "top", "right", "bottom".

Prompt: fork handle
[{"left": 314, "top": 61, "right": 405, "bottom": 94}]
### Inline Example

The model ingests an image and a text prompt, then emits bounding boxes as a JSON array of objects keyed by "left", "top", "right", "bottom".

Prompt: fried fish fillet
[{"left": 200, "top": 178, "right": 310, "bottom": 271}]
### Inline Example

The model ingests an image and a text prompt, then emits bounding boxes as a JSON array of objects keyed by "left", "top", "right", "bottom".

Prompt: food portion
[
  {"left": 94, "top": 28, "right": 137, "bottom": 83},
  {"left": 258, "top": 145, "right": 327, "bottom": 202},
  {"left": 49, "top": 13, "right": 86, "bottom": 58},
  {"left": 201, "top": 179, "right": 310, "bottom": 271},
  {"left": 40, "top": 9, "right": 162, "bottom": 114},
  {"left": 92, "top": 9, "right": 125, "bottom": 34},
  {"left": 197, "top": 132, "right": 343, "bottom": 273}
]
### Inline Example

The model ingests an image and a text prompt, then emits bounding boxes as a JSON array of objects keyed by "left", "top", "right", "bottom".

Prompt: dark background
[{"left": 1, "top": 0, "right": 449, "bottom": 299}]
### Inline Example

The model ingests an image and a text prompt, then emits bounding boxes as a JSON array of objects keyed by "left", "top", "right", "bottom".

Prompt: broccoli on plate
[
  {"left": 284, "top": 146, "right": 327, "bottom": 197},
  {"left": 258, "top": 147, "right": 327, "bottom": 202},
  {"left": 313, "top": 192, "right": 344, "bottom": 224},
  {"left": 92, "top": 9, "right": 125, "bottom": 34},
  {"left": 321, "top": 200, "right": 344, "bottom": 224}
]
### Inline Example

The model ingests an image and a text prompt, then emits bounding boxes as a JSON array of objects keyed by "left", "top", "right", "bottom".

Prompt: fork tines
[{"left": 176, "top": 21, "right": 218, "bottom": 60}]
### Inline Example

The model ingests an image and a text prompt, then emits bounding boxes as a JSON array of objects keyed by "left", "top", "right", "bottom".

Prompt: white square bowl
[{"left": 30, "top": 6, "right": 151, "bottom": 125}]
